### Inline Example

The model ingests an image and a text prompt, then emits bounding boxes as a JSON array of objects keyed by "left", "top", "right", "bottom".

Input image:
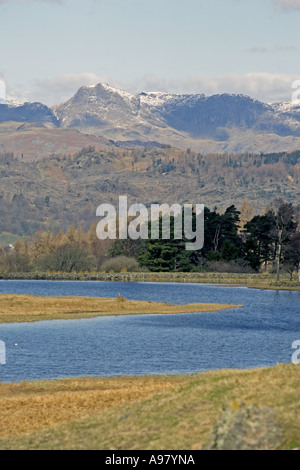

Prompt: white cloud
[
  {"left": 246, "top": 45, "right": 298, "bottom": 54},
  {"left": 130, "top": 73, "right": 300, "bottom": 104},
  {"left": 30, "top": 73, "right": 104, "bottom": 104},
  {"left": 6, "top": 72, "right": 299, "bottom": 105},
  {"left": 0, "top": 79, "right": 6, "bottom": 103},
  {"left": 6, "top": 72, "right": 121, "bottom": 105}
]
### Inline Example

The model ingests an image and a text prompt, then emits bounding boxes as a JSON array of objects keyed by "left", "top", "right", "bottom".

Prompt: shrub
[
  {"left": 204, "top": 259, "right": 255, "bottom": 274},
  {"left": 37, "top": 243, "right": 96, "bottom": 273},
  {"left": 100, "top": 256, "right": 141, "bottom": 273}
]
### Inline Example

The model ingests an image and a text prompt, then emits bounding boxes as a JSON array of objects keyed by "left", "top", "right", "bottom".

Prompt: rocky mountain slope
[
  {"left": 0, "top": 101, "right": 58, "bottom": 128},
  {"left": 1, "top": 83, "right": 300, "bottom": 155}
]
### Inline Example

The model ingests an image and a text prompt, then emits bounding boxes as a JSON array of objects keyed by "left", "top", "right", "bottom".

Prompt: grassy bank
[
  {"left": 0, "top": 271, "right": 299, "bottom": 290},
  {"left": 0, "top": 364, "right": 299, "bottom": 450},
  {"left": 0, "top": 294, "right": 241, "bottom": 324}
]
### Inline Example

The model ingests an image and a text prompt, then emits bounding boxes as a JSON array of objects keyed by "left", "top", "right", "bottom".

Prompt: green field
[{"left": 0, "top": 232, "right": 25, "bottom": 247}]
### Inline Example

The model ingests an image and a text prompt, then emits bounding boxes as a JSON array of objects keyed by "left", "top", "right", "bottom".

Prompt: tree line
[
  {"left": 136, "top": 199, "right": 300, "bottom": 280},
  {"left": 0, "top": 198, "right": 299, "bottom": 280}
]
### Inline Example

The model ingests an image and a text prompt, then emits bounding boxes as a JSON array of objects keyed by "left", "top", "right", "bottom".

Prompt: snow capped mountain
[
  {"left": 1, "top": 83, "right": 300, "bottom": 153},
  {"left": 135, "top": 90, "right": 178, "bottom": 108},
  {"left": 4, "top": 99, "right": 25, "bottom": 107},
  {"left": 0, "top": 101, "right": 59, "bottom": 127},
  {"left": 272, "top": 100, "right": 300, "bottom": 123},
  {"left": 53, "top": 84, "right": 300, "bottom": 141}
]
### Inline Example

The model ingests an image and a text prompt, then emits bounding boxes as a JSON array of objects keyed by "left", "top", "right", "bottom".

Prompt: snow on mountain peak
[
  {"left": 136, "top": 91, "right": 175, "bottom": 107},
  {"left": 101, "top": 83, "right": 132, "bottom": 98},
  {"left": 272, "top": 100, "right": 300, "bottom": 110}
]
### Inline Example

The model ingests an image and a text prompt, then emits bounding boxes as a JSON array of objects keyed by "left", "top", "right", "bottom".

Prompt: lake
[{"left": 0, "top": 280, "right": 299, "bottom": 383}]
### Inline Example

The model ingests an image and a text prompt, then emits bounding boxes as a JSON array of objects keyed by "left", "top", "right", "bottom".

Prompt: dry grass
[
  {"left": 0, "top": 375, "right": 190, "bottom": 439},
  {"left": 0, "top": 294, "right": 241, "bottom": 323},
  {"left": 0, "top": 364, "right": 299, "bottom": 450}
]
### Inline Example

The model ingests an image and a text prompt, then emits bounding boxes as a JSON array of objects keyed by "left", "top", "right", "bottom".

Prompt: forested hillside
[{"left": 0, "top": 146, "right": 299, "bottom": 238}]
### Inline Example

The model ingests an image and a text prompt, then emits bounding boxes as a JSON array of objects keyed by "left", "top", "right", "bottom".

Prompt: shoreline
[{"left": 0, "top": 271, "right": 299, "bottom": 291}]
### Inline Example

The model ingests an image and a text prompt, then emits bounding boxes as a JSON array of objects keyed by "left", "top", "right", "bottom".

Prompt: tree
[
  {"left": 221, "top": 240, "right": 239, "bottom": 261},
  {"left": 238, "top": 200, "right": 255, "bottom": 232},
  {"left": 243, "top": 212, "right": 275, "bottom": 270},
  {"left": 138, "top": 215, "right": 193, "bottom": 272},
  {"left": 109, "top": 238, "right": 145, "bottom": 259},
  {"left": 38, "top": 243, "right": 96, "bottom": 273},
  {"left": 242, "top": 237, "right": 261, "bottom": 271},
  {"left": 269, "top": 199, "right": 297, "bottom": 281},
  {"left": 195, "top": 206, "right": 242, "bottom": 259},
  {"left": 283, "top": 232, "right": 300, "bottom": 281},
  {"left": 4, "top": 240, "right": 31, "bottom": 272},
  {"left": 220, "top": 205, "right": 242, "bottom": 250}
]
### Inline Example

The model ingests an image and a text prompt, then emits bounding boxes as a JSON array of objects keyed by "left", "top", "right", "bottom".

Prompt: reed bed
[{"left": 0, "top": 294, "right": 241, "bottom": 323}]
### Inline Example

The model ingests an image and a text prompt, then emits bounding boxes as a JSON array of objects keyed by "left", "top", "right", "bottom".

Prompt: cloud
[
  {"left": 5, "top": 72, "right": 300, "bottom": 106},
  {"left": 5, "top": 72, "right": 121, "bottom": 105},
  {"left": 273, "top": 0, "right": 300, "bottom": 10},
  {"left": 246, "top": 45, "right": 298, "bottom": 54},
  {"left": 0, "top": 0, "right": 63, "bottom": 4},
  {"left": 0, "top": 79, "right": 6, "bottom": 103},
  {"left": 235, "top": 0, "right": 300, "bottom": 11},
  {"left": 31, "top": 73, "right": 104, "bottom": 104},
  {"left": 130, "top": 72, "right": 300, "bottom": 104},
  {"left": 246, "top": 47, "right": 270, "bottom": 54}
]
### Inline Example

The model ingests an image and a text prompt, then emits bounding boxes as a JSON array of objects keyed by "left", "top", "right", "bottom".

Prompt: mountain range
[{"left": 1, "top": 83, "right": 300, "bottom": 157}]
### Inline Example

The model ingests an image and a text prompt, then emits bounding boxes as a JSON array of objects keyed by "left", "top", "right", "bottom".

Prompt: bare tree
[{"left": 269, "top": 199, "right": 297, "bottom": 281}]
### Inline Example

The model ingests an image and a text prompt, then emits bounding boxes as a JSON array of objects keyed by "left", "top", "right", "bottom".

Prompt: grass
[
  {"left": 0, "top": 294, "right": 242, "bottom": 323},
  {"left": 0, "top": 364, "right": 299, "bottom": 450},
  {"left": 0, "top": 232, "right": 25, "bottom": 247},
  {"left": 0, "top": 292, "right": 298, "bottom": 450},
  {"left": 1, "top": 271, "right": 299, "bottom": 291},
  {"left": 0, "top": 375, "right": 188, "bottom": 440}
]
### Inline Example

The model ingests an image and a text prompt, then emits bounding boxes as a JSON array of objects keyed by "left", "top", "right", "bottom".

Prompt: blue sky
[{"left": 0, "top": 0, "right": 300, "bottom": 104}]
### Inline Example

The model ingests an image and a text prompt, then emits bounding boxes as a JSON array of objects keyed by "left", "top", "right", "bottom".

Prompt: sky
[{"left": 0, "top": 0, "right": 300, "bottom": 105}]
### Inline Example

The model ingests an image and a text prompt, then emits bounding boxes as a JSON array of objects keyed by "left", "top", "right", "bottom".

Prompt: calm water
[{"left": 0, "top": 280, "right": 299, "bottom": 383}]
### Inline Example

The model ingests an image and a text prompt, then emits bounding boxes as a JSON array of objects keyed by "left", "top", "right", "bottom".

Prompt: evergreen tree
[
  {"left": 138, "top": 215, "right": 193, "bottom": 272},
  {"left": 243, "top": 212, "right": 275, "bottom": 269},
  {"left": 283, "top": 232, "right": 300, "bottom": 280}
]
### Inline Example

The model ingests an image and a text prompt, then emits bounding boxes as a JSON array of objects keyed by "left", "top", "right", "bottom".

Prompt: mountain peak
[{"left": 2, "top": 83, "right": 300, "bottom": 153}]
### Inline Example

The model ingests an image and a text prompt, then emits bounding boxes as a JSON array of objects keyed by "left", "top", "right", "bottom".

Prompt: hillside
[
  {"left": 0, "top": 122, "right": 114, "bottom": 161},
  {"left": 0, "top": 147, "right": 299, "bottom": 238}
]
